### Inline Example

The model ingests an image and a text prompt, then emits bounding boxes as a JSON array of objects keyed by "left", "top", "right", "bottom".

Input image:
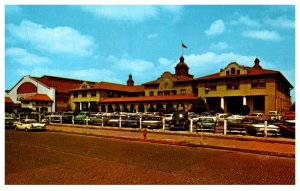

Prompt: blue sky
[{"left": 5, "top": 4, "right": 295, "bottom": 101}]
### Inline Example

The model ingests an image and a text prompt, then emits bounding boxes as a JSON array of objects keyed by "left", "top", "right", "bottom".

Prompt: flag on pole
[{"left": 182, "top": 42, "right": 188, "bottom": 48}]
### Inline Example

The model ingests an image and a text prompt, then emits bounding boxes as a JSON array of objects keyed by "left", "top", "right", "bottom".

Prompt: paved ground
[
  {"left": 46, "top": 124, "right": 295, "bottom": 158},
  {"left": 5, "top": 129, "right": 295, "bottom": 185}
]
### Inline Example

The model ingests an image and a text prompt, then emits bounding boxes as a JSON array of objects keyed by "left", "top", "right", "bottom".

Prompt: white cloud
[
  {"left": 7, "top": 20, "right": 95, "bottom": 56},
  {"left": 108, "top": 57, "right": 155, "bottom": 73},
  {"left": 81, "top": 5, "right": 184, "bottom": 23},
  {"left": 242, "top": 30, "right": 281, "bottom": 41},
  {"left": 209, "top": 42, "right": 229, "bottom": 51},
  {"left": 81, "top": 6, "right": 158, "bottom": 23},
  {"left": 264, "top": 16, "right": 294, "bottom": 29},
  {"left": 205, "top": 20, "right": 225, "bottom": 36},
  {"left": 230, "top": 16, "right": 260, "bottom": 28},
  {"left": 6, "top": 47, "right": 51, "bottom": 66},
  {"left": 158, "top": 58, "right": 173, "bottom": 66}
]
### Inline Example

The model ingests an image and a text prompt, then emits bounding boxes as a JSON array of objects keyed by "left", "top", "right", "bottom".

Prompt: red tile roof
[
  {"left": 22, "top": 94, "right": 53, "bottom": 102},
  {"left": 195, "top": 66, "right": 279, "bottom": 80},
  {"left": 143, "top": 74, "right": 193, "bottom": 85},
  {"left": 5, "top": 97, "right": 14, "bottom": 104},
  {"left": 69, "top": 81, "right": 145, "bottom": 93},
  {"left": 100, "top": 94, "right": 197, "bottom": 103},
  {"left": 32, "top": 75, "right": 90, "bottom": 93}
]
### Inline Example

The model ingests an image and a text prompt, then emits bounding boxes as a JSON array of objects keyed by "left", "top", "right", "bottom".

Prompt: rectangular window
[
  {"left": 108, "top": 91, "right": 113, "bottom": 97},
  {"left": 158, "top": 91, "right": 163, "bottom": 96},
  {"left": 91, "top": 91, "right": 96, "bottom": 97},
  {"left": 205, "top": 82, "right": 217, "bottom": 91},
  {"left": 180, "top": 89, "right": 186, "bottom": 95},
  {"left": 73, "top": 92, "right": 78, "bottom": 98},
  {"left": 251, "top": 78, "right": 266, "bottom": 88},
  {"left": 226, "top": 81, "right": 239, "bottom": 90},
  {"left": 82, "top": 91, "right": 87, "bottom": 97},
  {"left": 149, "top": 91, "right": 154, "bottom": 96}
]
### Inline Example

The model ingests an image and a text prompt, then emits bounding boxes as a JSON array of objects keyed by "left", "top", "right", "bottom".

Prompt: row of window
[
  {"left": 205, "top": 78, "right": 266, "bottom": 91},
  {"left": 73, "top": 91, "right": 97, "bottom": 98},
  {"left": 149, "top": 89, "right": 186, "bottom": 96}
]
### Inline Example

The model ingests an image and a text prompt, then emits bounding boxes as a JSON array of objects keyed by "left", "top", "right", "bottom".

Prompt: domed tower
[
  {"left": 253, "top": 57, "right": 263, "bottom": 69},
  {"left": 175, "top": 56, "right": 190, "bottom": 76},
  {"left": 127, "top": 74, "right": 134, "bottom": 86}
]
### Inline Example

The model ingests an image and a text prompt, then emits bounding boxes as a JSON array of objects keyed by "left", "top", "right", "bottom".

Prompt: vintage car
[
  {"left": 162, "top": 114, "right": 174, "bottom": 124},
  {"left": 15, "top": 119, "right": 46, "bottom": 132},
  {"left": 74, "top": 111, "right": 90, "bottom": 124},
  {"left": 196, "top": 117, "right": 216, "bottom": 132},
  {"left": 225, "top": 118, "right": 248, "bottom": 135},
  {"left": 5, "top": 117, "right": 18, "bottom": 129},
  {"left": 141, "top": 115, "right": 163, "bottom": 129},
  {"left": 278, "top": 120, "right": 295, "bottom": 138},
  {"left": 122, "top": 115, "right": 140, "bottom": 128},
  {"left": 169, "top": 111, "right": 190, "bottom": 131},
  {"left": 246, "top": 122, "right": 281, "bottom": 136}
]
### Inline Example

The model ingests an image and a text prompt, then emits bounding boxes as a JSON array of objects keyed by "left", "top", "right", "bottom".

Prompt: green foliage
[
  {"left": 191, "top": 97, "right": 208, "bottom": 114},
  {"left": 240, "top": 105, "right": 250, "bottom": 115}
]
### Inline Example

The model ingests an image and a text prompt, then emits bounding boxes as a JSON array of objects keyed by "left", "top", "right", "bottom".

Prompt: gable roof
[
  {"left": 22, "top": 94, "right": 53, "bottom": 102},
  {"left": 195, "top": 66, "right": 293, "bottom": 88},
  {"left": 69, "top": 81, "right": 145, "bottom": 93},
  {"left": 100, "top": 94, "right": 196, "bottom": 103},
  {"left": 143, "top": 73, "right": 194, "bottom": 85}
]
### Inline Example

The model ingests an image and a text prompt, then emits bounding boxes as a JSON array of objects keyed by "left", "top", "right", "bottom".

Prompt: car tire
[{"left": 15, "top": 127, "right": 18, "bottom": 131}]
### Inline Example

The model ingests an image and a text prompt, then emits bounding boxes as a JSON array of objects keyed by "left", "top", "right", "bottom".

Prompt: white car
[{"left": 15, "top": 119, "right": 47, "bottom": 132}]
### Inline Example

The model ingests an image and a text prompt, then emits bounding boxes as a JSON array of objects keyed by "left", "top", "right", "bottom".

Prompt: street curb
[
  {"left": 48, "top": 123, "right": 295, "bottom": 145},
  {"left": 47, "top": 128, "right": 295, "bottom": 159}
]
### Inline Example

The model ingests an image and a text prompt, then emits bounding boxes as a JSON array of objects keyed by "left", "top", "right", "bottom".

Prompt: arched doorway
[
  {"left": 156, "top": 103, "right": 164, "bottom": 112},
  {"left": 108, "top": 104, "right": 113, "bottom": 113},
  {"left": 101, "top": 105, "right": 106, "bottom": 113},
  {"left": 122, "top": 104, "right": 129, "bottom": 112},
  {"left": 148, "top": 104, "right": 155, "bottom": 112},
  {"left": 138, "top": 104, "right": 144, "bottom": 113},
  {"left": 166, "top": 103, "right": 175, "bottom": 113},
  {"left": 115, "top": 104, "right": 120, "bottom": 112},
  {"left": 130, "top": 104, "right": 135, "bottom": 113}
]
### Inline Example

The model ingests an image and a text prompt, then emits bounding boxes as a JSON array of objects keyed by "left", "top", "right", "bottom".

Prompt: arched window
[{"left": 231, "top": 68, "right": 236, "bottom": 75}]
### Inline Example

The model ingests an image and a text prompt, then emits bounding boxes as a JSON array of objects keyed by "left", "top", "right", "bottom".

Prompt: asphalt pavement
[{"left": 46, "top": 123, "right": 295, "bottom": 158}]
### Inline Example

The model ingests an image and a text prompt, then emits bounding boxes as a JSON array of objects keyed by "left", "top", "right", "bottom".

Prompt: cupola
[
  {"left": 175, "top": 56, "right": 189, "bottom": 76},
  {"left": 127, "top": 74, "right": 134, "bottom": 86},
  {"left": 253, "top": 57, "right": 263, "bottom": 69}
]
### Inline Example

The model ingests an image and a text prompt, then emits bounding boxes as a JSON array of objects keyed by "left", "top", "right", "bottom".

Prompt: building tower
[
  {"left": 253, "top": 57, "right": 263, "bottom": 69},
  {"left": 127, "top": 74, "right": 134, "bottom": 86}
]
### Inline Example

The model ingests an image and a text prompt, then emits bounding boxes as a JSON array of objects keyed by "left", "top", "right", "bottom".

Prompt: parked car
[
  {"left": 122, "top": 115, "right": 140, "bottom": 128},
  {"left": 5, "top": 117, "right": 18, "bottom": 129},
  {"left": 281, "top": 111, "right": 295, "bottom": 121},
  {"left": 141, "top": 115, "right": 163, "bottom": 129},
  {"left": 225, "top": 118, "right": 247, "bottom": 135},
  {"left": 107, "top": 115, "right": 122, "bottom": 127},
  {"left": 196, "top": 117, "right": 216, "bottom": 132},
  {"left": 15, "top": 119, "right": 46, "bottom": 132},
  {"left": 169, "top": 111, "right": 190, "bottom": 131},
  {"left": 216, "top": 113, "right": 229, "bottom": 124},
  {"left": 74, "top": 111, "right": 90, "bottom": 124},
  {"left": 246, "top": 121, "right": 281, "bottom": 136},
  {"left": 268, "top": 111, "right": 282, "bottom": 122},
  {"left": 163, "top": 114, "right": 173, "bottom": 124},
  {"left": 278, "top": 120, "right": 295, "bottom": 138},
  {"left": 62, "top": 111, "right": 75, "bottom": 124}
]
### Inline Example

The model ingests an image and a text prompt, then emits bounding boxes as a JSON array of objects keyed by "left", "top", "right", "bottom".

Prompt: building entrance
[{"left": 226, "top": 97, "right": 243, "bottom": 114}]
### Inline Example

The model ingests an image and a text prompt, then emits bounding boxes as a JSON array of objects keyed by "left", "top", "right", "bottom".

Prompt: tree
[
  {"left": 240, "top": 105, "right": 250, "bottom": 115},
  {"left": 214, "top": 106, "right": 224, "bottom": 113},
  {"left": 190, "top": 97, "right": 208, "bottom": 114}
]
